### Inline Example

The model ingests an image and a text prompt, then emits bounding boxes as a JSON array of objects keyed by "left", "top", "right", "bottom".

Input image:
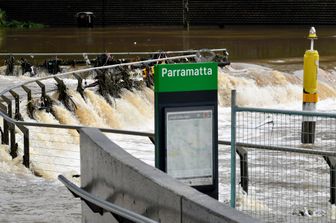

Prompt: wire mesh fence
[{"left": 233, "top": 106, "right": 336, "bottom": 222}]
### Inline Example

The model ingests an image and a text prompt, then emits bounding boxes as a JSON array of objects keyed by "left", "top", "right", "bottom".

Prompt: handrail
[
  {"left": 0, "top": 54, "right": 201, "bottom": 168},
  {"left": 236, "top": 105, "right": 336, "bottom": 118},
  {"left": 2, "top": 106, "right": 335, "bottom": 157},
  {"left": 4, "top": 105, "right": 336, "bottom": 157},
  {"left": 58, "top": 175, "right": 158, "bottom": 223},
  {"left": 1, "top": 49, "right": 334, "bottom": 167}
]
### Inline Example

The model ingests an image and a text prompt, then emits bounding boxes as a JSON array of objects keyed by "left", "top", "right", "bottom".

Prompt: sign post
[{"left": 154, "top": 62, "right": 218, "bottom": 199}]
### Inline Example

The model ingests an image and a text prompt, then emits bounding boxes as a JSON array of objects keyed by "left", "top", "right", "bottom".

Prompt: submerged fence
[{"left": 231, "top": 90, "right": 336, "bottom": 222}]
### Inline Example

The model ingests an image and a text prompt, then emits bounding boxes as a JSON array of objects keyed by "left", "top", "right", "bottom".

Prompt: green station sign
[{"left": 154, "top": 62, "right": 218, "bottom": 93}]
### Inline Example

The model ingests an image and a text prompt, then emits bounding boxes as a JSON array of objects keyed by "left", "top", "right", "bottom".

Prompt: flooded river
[
  {"left": 1, "top": 25, "right": 336, "bottom": 222},
  {"left": 1, "top": 26, "right": 336, "bottom": 62}
]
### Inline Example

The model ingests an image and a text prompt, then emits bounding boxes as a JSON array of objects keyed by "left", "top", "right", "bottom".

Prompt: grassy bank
[{"left": 0, "top": 9, "right": 45, "bottom": 28}]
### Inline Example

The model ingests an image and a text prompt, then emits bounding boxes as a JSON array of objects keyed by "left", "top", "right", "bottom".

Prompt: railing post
[
  {"left": 231, "top": 89, "right": 237, "bottom": 208},
  {"left": 73, "top": 73, "right": 84, "bottom": 93},
  {"left": 9, "top": 90, "right": 23, "bottom": 121},
  {"left": 2, "top": 118, "right": 8, "bottom": 145},
  {"left": 1, "top": 96, "right": 11, "bottom": 145},
  {"left": 1, "top": 95, "right": 17, "bottom": 158},
  {"left": 0, "top": 103, "right": 7, "bottom": 144},
  {"left": 237, "top": 146, "right": 248, "bottom": 194},
  {"left": 54, "top": 76, "right": 64, "bottom": 86},
  {"left": 22, "top": 85, "right": 32, "bottom": 102},
  {"left": 74, "top": 73, "right": 85, "bottom": 99},
  {"left": 6, "top": 122, "right": 17, "bottom": 159},
  {"left": 54, "top": 76, "right": 66, "bottom": 96},
  {"left": 323, "top": 156, "right": 336, "bottom": 204},
  {"left": 17, "top": 124, "right": 29, "bottom": 168},
  {"left": 36, "top": 80, "right": 46, "bottom": 98},
  {"left": 22, "top": 85, "right": 34, "bottom": 119}
]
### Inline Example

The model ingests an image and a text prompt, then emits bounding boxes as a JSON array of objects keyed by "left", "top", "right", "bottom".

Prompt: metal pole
[
  {"left": 22, "top": 85, "right": 32, "bottom": 102},
  {"left": 17, "top": 124, "right": 29, "bottom": 168},
  {"left": 73, "top": 73, "right": 85, "bottom": 99},
  {"left": 237, "top": 146, "right": 248, "bottom": 194},
  {"left": 36, "top": 80, "right": 46, "bottom": 98},
  {"left": 0, "top": 103, "right": 8, "bottom": 144},
  {"left": 8, "top": 122, "right": 17, "bottom": 159},
  {"left": 1, "top": 96, "right": 11, "bottom": 145},
  {"left": 3, "top": 119, "right": 8, "bottom": 145},
  {"left": 230, "top": 90, "right": 237, "bottom": 208},
  {"left": 323, "top": 156, "right": 336, "bottom": 204},
  {"left": 23, "top": 129, "right": 29, "bottom": 168},
  {"left": 9, "top": 90, "right": 22, "bottom": 121},
  {"left": 301, "top": 27, "right": 318, "bottom": 144}
]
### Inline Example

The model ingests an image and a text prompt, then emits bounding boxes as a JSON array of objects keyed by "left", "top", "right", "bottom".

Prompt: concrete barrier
[{"left": 80, "top": 128, "right": 258, "bottom": 223}]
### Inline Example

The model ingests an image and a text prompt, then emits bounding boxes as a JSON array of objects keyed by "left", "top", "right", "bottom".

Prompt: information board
[
  {"left": 165, "top": 107, "right": 213, "bottom": 186},
  {"left": 154, "top": 62, "right": 218, "bottom": 198}
]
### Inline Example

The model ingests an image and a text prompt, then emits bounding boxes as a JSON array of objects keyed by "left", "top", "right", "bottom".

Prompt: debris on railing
[
  {"left": 0, "top": 49, "right": 230, "bottom": 76},
  {"left": 55, "top": 77, "right": 77, "bottom": 112}
]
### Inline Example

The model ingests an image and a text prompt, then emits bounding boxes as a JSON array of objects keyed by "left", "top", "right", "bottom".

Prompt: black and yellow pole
[{"left": 301, "top": 27, "right": 319, "bottom": 144}]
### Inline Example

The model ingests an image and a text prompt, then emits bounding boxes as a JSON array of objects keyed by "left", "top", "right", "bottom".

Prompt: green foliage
[
  {"left": 0, "top": 9, "right": 6, "bottom": 26},
  {"left": 0, "top": 8, "right": 46, "bottom": 28},
  {"left": 5, "top": 20, "right": 45, "bottom": 28}
]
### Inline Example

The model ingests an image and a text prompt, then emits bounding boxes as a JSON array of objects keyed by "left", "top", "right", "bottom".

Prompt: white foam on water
[
  {"left": 2, "top": 63, "right": 336, "bottom": 222},
  {"left": 85, "top": 89, "right": 123, "bottom": 128},
  {"left": 236, "top": 187, "right": 273, "bottom": 212},
  {"left": 70, "top": 89, "right": 107, "bottom": 127},
  {"left": 15, "top": 63, "right": 336, "bottom": 179},
  {"left": 0, "top": 145, "right": 32, "bottom": 175},
  {"left": 330, "top": 205, "right": 336, "bottom": 220}
]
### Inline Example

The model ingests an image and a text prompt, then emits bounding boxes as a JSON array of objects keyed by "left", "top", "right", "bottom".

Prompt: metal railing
[
  {"left": 0, "top": 48, "right": 229, "bottom": 77},
  {"left": 0, "top": 49, "right": 224, "bottom": 173},
  {"left": 3, "top": 52, "right": 335, "bottom": 222},
  {"left": 58, "top": 175, "right": 158, "bottom": 223},
  {"left": 0, "top": 52, "right": 223, "bottom": 221},
  {"left": 0, "top": 49, "right": 230, "bottom": 169}
]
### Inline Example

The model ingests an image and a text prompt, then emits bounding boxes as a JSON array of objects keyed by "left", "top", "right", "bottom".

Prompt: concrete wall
[{"left": 80, "top": 128, "right": 258, "bottom": 223}]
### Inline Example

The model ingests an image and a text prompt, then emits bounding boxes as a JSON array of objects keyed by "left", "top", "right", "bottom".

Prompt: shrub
[{"left": 0, "top": 9, "right": 46, "bottom": 28}]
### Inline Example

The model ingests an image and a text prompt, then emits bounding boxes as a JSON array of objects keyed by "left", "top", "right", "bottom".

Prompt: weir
[
  {"left": 1, "top": 49, "right": 336, "bottom": 222},
  {"left": 0, "top": 51, "right": 257, "bottom": 222}
]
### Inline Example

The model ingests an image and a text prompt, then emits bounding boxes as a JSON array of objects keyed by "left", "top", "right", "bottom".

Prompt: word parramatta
[{"left": 161, "top": 67, "right": 213, "bottom": 78}]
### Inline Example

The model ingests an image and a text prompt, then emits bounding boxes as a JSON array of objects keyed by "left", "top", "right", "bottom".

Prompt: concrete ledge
[{"left": 80, "top": 127, "right": 258, "bottom": 223}]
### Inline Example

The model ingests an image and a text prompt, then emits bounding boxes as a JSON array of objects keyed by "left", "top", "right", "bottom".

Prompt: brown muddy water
[
  {"left": 1, "top": 25, "right": 336, "bottom": 223},
  {"left": 1, "top": 26, "right": 336, "bottom": 63}
]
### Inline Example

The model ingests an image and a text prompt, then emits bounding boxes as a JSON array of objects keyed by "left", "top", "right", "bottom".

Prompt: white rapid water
[{"left": 1, "top": 62, "right": 336, "bottom": 222}]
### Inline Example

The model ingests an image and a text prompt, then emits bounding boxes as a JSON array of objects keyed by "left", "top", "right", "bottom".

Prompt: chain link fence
[{"left": 231, "top": 90, "right": 336, "bottom": 223}]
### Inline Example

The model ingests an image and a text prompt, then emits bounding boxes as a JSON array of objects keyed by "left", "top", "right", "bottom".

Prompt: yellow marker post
[{"left": 301, "top": 27, "right": 319, "bottom": 144}]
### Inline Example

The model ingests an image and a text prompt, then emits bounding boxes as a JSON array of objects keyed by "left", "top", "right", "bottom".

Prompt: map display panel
[{"left": 165, "top": 108, "right": 213, "bottom": 186}]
